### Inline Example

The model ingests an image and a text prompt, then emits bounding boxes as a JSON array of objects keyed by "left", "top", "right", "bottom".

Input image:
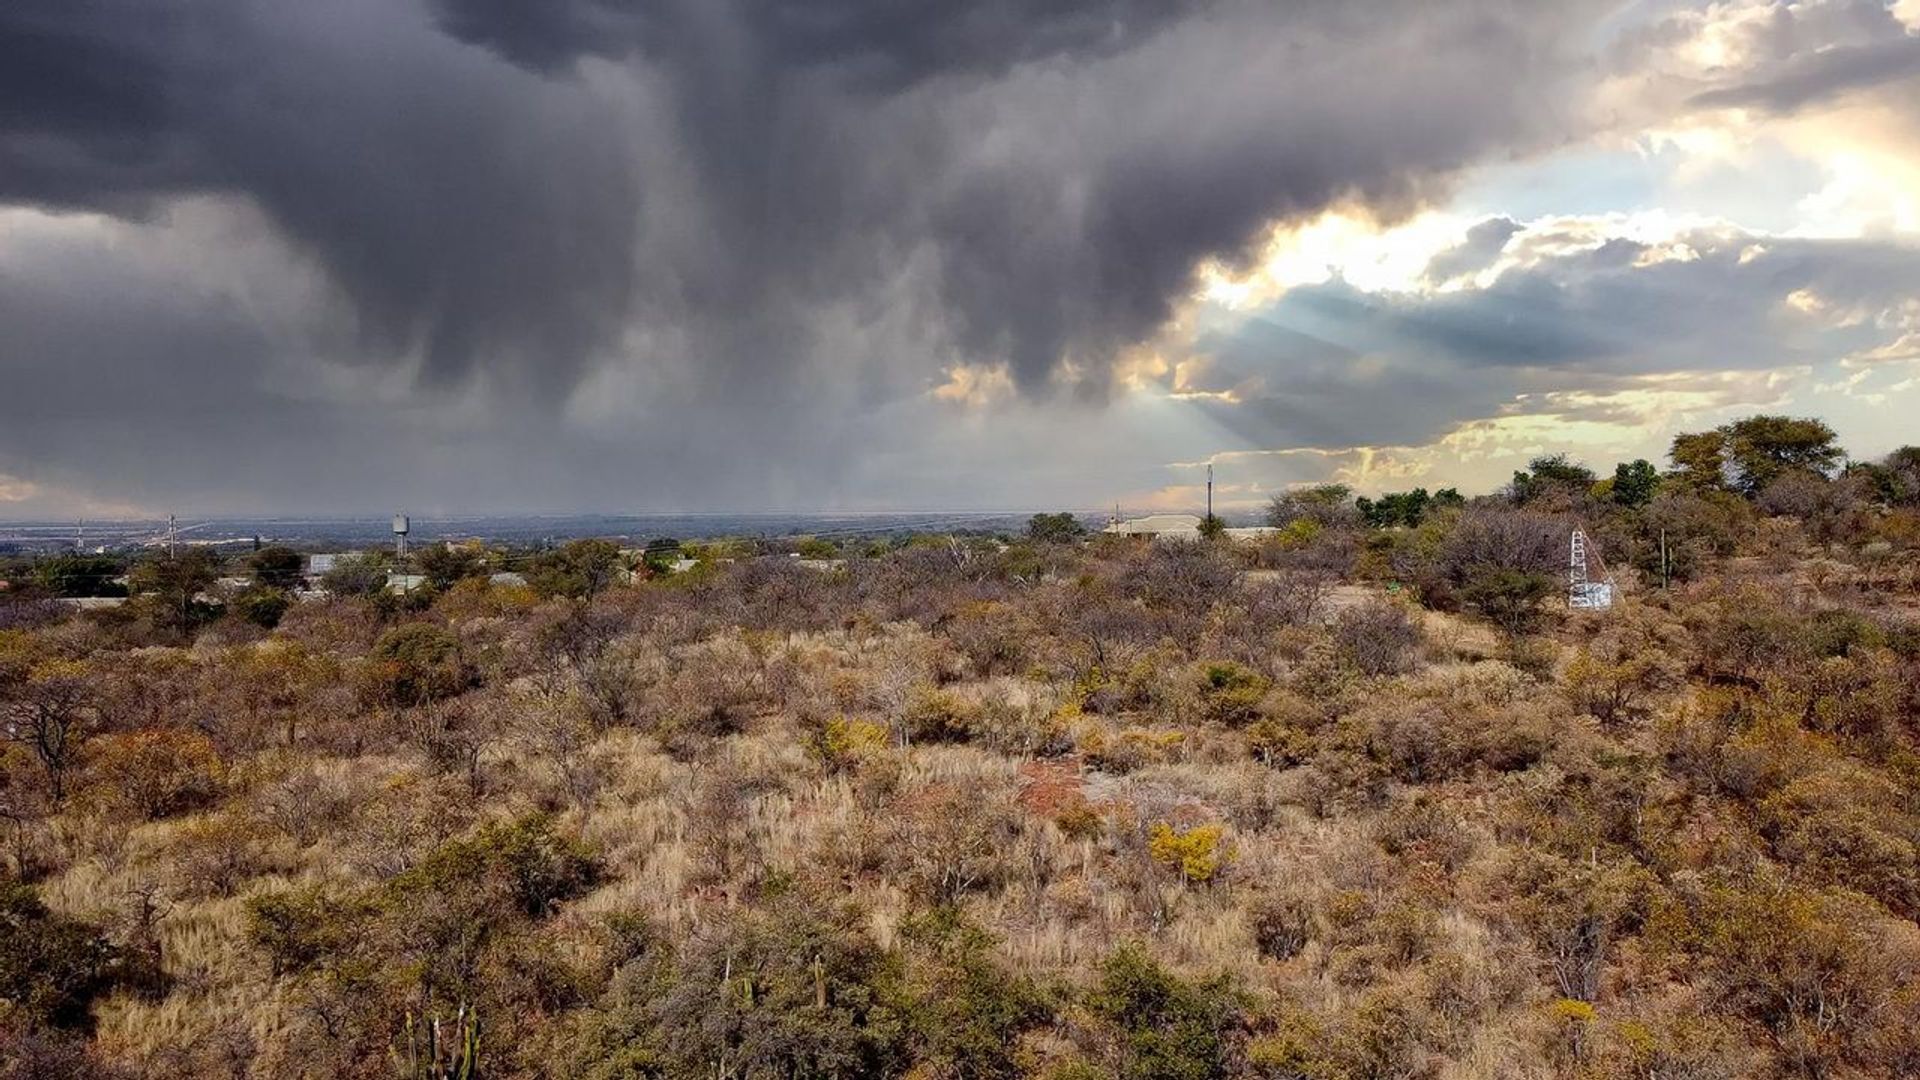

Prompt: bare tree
[{"left": 3, "top": 664, "right": 94, "bottom": 801}]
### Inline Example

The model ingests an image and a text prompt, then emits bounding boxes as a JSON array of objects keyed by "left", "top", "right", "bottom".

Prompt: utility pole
[{"left": 1206, "top": 463, "right": 1214, "bottom": 522}]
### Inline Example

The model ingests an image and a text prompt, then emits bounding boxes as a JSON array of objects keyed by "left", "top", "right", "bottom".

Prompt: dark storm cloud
[
  {"left": 1183, "top": 229, "right": 1920, "bottom": 454},
  {"left": 1690, "top": 35, "right": 1920, "bottom": 112},
  {"left": 1667, "top": 0, "right": 1920, "bottom": 115},
  {"left": 431, "top": 0, "right": 1201, "bottom": 89},
  {"left": 2, "top": 0, "right": 1617, "bottom": 511},
  {"left": 1423, "top": 217, "right": 1521, "bottom": 283},
  {"left": 0, "top": 0, "right": 639, "bottom": 393}
]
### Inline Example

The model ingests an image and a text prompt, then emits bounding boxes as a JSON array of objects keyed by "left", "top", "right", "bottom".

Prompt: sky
[{"left": 3, "top": 0, "right": 1920, "bottom": 518}]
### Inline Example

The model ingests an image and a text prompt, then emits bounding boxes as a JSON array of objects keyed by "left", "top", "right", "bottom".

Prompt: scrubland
[{"left": 6, "top": 446, "right": 1920, "bottom": 1078}]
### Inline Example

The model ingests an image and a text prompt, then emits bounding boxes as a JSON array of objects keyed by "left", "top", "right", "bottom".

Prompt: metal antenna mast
[
  {"left": 1206, "top": 463, "right": 1214, "bottom": 521},
  {"left": 1568, "top": 527, "right": 1617, "bottom": 611}
]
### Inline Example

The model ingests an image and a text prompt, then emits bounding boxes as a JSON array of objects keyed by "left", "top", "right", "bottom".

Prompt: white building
[{"left": 1103, "top": 514, "right": 1203, "bottom": 541}]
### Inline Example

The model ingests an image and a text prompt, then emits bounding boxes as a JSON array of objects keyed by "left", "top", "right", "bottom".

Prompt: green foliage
[
  {"left": 1196, "top": 662, "right": 1269, "bottom": 726},
  {"left": 1511, "top": 453, "right": 1596, "bottom": 505},
  {"left": 0, "top": 883, "right": 148, "bottom": 1032},
  {"left": 391, "top": 814, "right": 601, "bottom": 919},
  {"left": 795, "top": 537, "right": 840, "bottom": 559},
  {"left": 1459, "top": 567, "right": 1555, "bottom": 636},
  {"left": 244, "top": 885, "right": 375, "bottom": 979},
  {"left": 897, "top": 910, "right": 1049, "bottom": 1080},
  {"left": 127, "top": 550, "right": 221, "bottom": 636},
  {"left": 367, "top": 622, "right": 471, "bottom": 705},
  {"left": 1670, "top": 415, "right": 1843, "bottom": 498},
  {"left": 1723, "top": 414, "right": 1842, "bottom": 496},
  {"left": 1356, "top": 486, "right": 1461, "bottom": 528},
  {"left": 1028, "top": 512, "right": 1088, "bottom": 544},
  {"left": 321, "top": 552, "right": 392, "bottom": 597},
  {"left": 1667, "top": 429, "right": 1731, "bottom": 492},
  {"left": 249, "top": 546, "right": 306, "bottom": 590},
  {"left": 1085, "top": 944, "right": 1243, "bottom": 1080},
  {"left": 1267, "top": 485, "right": 1357, "bottom": 529},
  {"left": 30, "top": 555, "right": 126, "bottom": 599},
  {"left": 1610, "top": 458, "right": 1661, "bottom": 507},
  {"left": 528, "top": 539, "right": 625, "bottom": 599},
  {"left": 233, "top": 585, "right": 291, "bottom": 628},
  {"left": 1879, "top": 445, "right": 1920, "bottom": 506},
  {"left": 571, "top": 896, "right": 908, "bottom": 1080},
  {"left": 417, "top": 545, "right": 489, "bottom": 591}
]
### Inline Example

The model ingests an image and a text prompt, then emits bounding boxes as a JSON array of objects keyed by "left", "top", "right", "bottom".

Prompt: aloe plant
[{"left": 393, "top": 1002, "right": 479, "bottom": 1080}]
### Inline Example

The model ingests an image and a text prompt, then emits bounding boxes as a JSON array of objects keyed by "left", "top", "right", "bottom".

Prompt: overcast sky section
[{"left": 1, "top": 0, "right": 1919, "bottom": 516}]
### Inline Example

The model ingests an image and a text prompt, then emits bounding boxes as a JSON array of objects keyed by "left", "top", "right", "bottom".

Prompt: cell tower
[{"left": 1568, "top": 527, "right": 1617, "bottom": 611}]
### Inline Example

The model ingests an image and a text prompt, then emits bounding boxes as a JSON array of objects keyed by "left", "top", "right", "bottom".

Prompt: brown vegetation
[{"left": 4, "top": 427, "right": 1920, "bottom": 1077}]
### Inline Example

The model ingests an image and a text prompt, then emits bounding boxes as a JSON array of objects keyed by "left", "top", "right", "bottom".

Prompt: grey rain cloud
[
  {"left": 11, "top": 0, "right": 1906, "bottom": 514},
  {"left": 1184, "top": 228, "right": 1920, "bottom": 454},
  {"left": 1674, "top": 0, "right": 1920, "bottom": 113},
  {"left": 1422, "top": 217, "right": 1521, "bottom": 284}
]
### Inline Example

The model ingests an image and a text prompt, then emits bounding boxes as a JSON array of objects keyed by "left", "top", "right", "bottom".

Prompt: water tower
[{"left": 393, "top": 513, "right": 410, "bottom": 558}]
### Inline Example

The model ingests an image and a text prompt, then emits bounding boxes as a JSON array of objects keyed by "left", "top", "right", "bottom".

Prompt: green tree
[
  {"left": 31, "top": 555, "right": 126, "bottom": 599},
  {"left": 1086, "top": 944, "right": 1243, "bottom": 1080},
  {"left": 796, "top": 537, "right": 841, "bottom": 559},
  {"left": 1027, "top": 512, "right": 1087, "bottom": 544},
  {"left": 1197, "top": 514, "right": 1227, "bottom": 541},
  {"left": 1461, "top": 567, "right": 1556, "bottom": 636},
  {"left": 1610, "top": 458, "right": 1661, "bottom": 508},
  {"left": 1722, "top": 414, "right": 1841, "bottom": 496},
  {"left": 897, "top": 911, "right": 1049, "bottom": 1080},
  {"left": 1511, "top": 454, "right": 1596, "bottom": 505},
  {"left": 1267, "top": 484, "right": 1357, "bottom": 529},
  {"left": 321, "top": 552, "right": 391, "bottom": 597},
  {"left": 416, "top": 544, "right": 488, "bottom": 591},
  {"left": 528, "top": 539, "right": 626, "bottom": 599},
  {"left": 248, "top": 545, "right": 305, "bottom": 590},
  {"left": 1667, "top": 429, "right": 1730, "bottom": 492},
  {"left": 127, "top": 550, "right": 221, "bottom": 636},
  {"left": 1356, "top": 487, "right": 1458, "bottom": 528},
  {"left": 1671, "top": 416, "right": 1843, "bottom": 498},
  {"left": 1879, "top": 445, "right": 1920, "bottom": 506},
  {"left": 367, "top": 623, "right": 471, "bottom": 706},
  {"left": 233, "top": 586, "right": 291, "bottom": 628}
]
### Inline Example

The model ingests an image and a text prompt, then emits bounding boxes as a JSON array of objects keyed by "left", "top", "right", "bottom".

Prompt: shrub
[
  {"left": 366, "top": 622, "right": 472, "bottom": 706},
  {"left": 0, "top": 883, "right": 147, "bottom": 1032},
  {"left": 1248, "top": 892, "right": 1313, "bottom": 961},
  {"left": 1084, "top": 944, "right": 1244, "bottom": 1080},
  {"left": 83, "top": 728, "right": 224, "bottom": 820},
  {"left": 1148, "top": 822, "right": 1229, "bottom": 884},
  {"left": 1331, "top": 601, "right": 1422, "bottom": 676},
  {"left": 1195, "top": 662, "right": 1270, "bottom": 727},
  {"left": 898, "top": 910, "right": 1050, "bottom": 1080}
]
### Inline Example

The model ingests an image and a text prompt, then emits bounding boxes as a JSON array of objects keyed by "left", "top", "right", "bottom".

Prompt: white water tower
[{"left": 393, "top": 513, "right": 410, "bottom": 558}]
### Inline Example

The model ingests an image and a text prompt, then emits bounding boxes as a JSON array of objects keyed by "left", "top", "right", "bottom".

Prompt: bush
[
  {"left": 0, "top": 884, "right": 148, "bottom": 1032},
  {"left": 1195, "top": 662, "right": 1270, "bottom": 727},
  {"left": 1084, "top": 944, "right": 1244, "bottom": 1080},
  {"left": 1148, "top": 822, "right": 1229, "bottom": 884},
  {"left": 1248, "top": 892, "right": 1312, "bottom": 961},
  {"left": 232, "top": 586, "right": 291, "bottom": 629},
  {"left": 1332, "top": 601, "right": 1422, "bottom": 675},
  {"left": 365, "top": 622, "right": 472, "bottom": 706},
  {"left": 82, "top": 728, "right": 224, "bottom": 819}
]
